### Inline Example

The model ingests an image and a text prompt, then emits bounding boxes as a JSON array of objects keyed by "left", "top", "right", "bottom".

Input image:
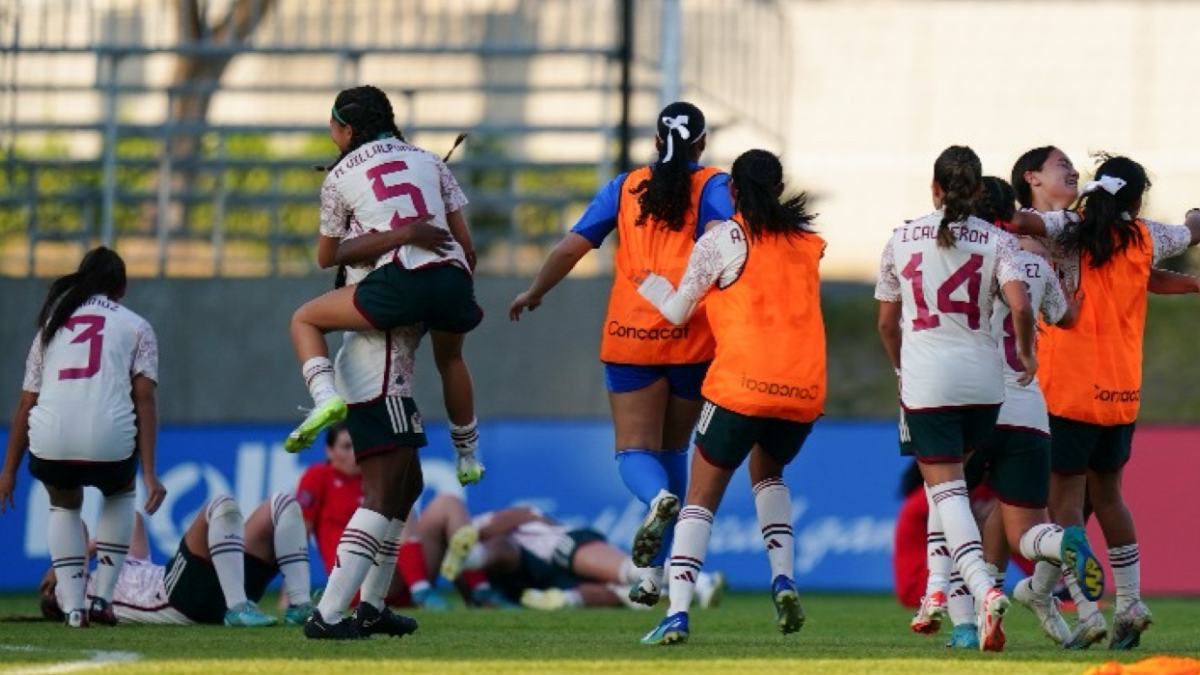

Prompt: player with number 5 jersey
[
  {"left": 875, "top": 146, "right": 1035, "bottom": 652},
  {"left": 1, "top": 247, "right": 167, "bottom": 628}
]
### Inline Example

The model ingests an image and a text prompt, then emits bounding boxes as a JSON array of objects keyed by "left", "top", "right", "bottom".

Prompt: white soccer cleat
[
  {"left": 1013, "top": 577, "right": 1071, "bottom": 644},
  {"left": 1064, "top": 611, "right": 1108, "bottom": 650},
  {"left": 695, "top": 571, "right": 725, "bottom": 609},
  {"left": 628, "top": 568, "right": 663, "bottom": 607}
]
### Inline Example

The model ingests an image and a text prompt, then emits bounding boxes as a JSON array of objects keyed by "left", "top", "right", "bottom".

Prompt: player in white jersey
[
  {"left": 0, "top": 247, "right": 166, "bottom": 628},
  {"left": 875, "top": 147, "right": 1035, "bottom": 652},
  {"left": 285, "top": 86, "right": 486, "bottom": 493},
  {"left": 39, "top": 493, "right": 311, "bottom": 627}
]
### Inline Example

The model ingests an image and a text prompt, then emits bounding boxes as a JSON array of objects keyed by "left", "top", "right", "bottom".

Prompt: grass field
[{"left": 1, "top": 592, "right": 1198, "bottom": 675}]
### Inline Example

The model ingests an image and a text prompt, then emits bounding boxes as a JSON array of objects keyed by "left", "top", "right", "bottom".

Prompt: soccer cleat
[
  {"left": 696, "top": 571, "right": 725, "bottom": 609},
  {"left": 631, "top": 490, "right": 680, "bottom": 567},
  {"left": 520, "top": 588, "right": 569, "bottom": 611},
  {"left": 910, "top": 590, "right": 948, "bottom": 634},
  {"left": 1061, "top": 525, "right": 1105, "bottom": 602},
  {"left": 641, "top": 611, "right": 690, "bottom": 645},
  {"left": 945, "top": 623, "right": 979, "bottom": 649},
  {"left": 1109, "top": 600, "right": 1153, "bottom": 650},
  {"left": 455, "top": 452, "right": 486, "bottom": 486},
  {"left": 1014, "top": 577, "right": 1071, "bottom": 644},
  {"left": 1064, "top": 612, "right": 1108, "bottom": 650},
  {"left": 629, "top": 569, "right": 663, "bottom": 607},
  {"left": 64, "top": 609, "right": 89, "bottom": 628},
  {"left": 771, "top": 575, "right": 805, "bottom": 635},
  {"left": 224, "top": 600, "right": 278, "bottom": 627},
  {"left": 88, "top": 597, "right": 118, "bottom": 626},
  {"left": 411, "top": 586, "right": 450, "bottom": 611},
  {"left": 471, "top": 586, "right": 519, "bottom": 609},
  {"left": 284, "top": 602, "right": 314, "bottom": 626},
  {"left": 977, "top": 588, "right": 1010, "bottom": 652},
  {"left": 284, "top": 396, "right": 347, "bottom": 453},
  {"left": 440, "top": 525, "right": 479, "bottom": 581},
  {"left": 355, "top": 602, "right": 418, "bottom": 638},
  {"left": 303, "top": 609, "right": 364, "bottom": 640}
]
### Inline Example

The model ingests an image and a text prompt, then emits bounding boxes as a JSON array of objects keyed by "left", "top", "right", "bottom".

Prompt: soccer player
[
  {"left": 286, "top": 85, "right": 485, "bottom": 489},
  {"left": 509, "top": 102, "right": 733, "bottom": 605},
  {"left": 1009, "top": 155, "right": 1200, "bottom": 649},
  {"left": 0, "top": 247, "right": 166, "bottom": 628},
  {"left": 38, "top": 494, "right": 310, "bottom": 627},
  {"left": 633, "top": 149, "right": 825, "bottom": 645},
  {"left": 876, "top": 146, "right": 1035, "bottom": 652}
]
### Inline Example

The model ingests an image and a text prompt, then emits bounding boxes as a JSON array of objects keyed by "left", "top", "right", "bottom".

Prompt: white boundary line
[{"left": 1, "top": 645, "right": 140, "bottom": 675}]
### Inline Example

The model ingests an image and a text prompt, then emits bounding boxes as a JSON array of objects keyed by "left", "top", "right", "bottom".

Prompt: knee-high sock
[
  {"left": 667, "top": 505, "right": 713, "bottom": 616},
  {"left": 1018, "top": 523, "right": 1065, "bottom": 562},
  {"left": 317, "top": 508, "right": 388, "bottom": 624},
  {"left": 206, "top": 496, "right": 248, "bottom": 609},
  {"left": 1109, "top": 544, "right": 1140, "bottom": 613},
  {"left": 1029, "top": 560, "right": 1062, "bottom": 596},
  {"left": 92, "top": 489, "right": 135, "bottom": 603},
  {"left": 270, "top": 493, "right": 311, "bottom": 606},
  {"left": 1064, "top": 567, "right": 1101, "bottom": 622},
  {"left": 360, "top": 518, "right": 403, "bottom": 609},
  {"left": 924, "top": 484, "right": 952, "bottom": 596},
  {"left": 48, "top": 506, "right": 88, "bottom": 614},
  {"left": 653, "top": 446, "right": 689, "bottom": 568},
  {"left": 947, "top": 571, "right": 975, "bottom": 626},
  {"left": 616, "top": 449, "right": 669, "bottom": 505},
  {"left": 753, "top": 478, "right": 794, "bottom": 581},
  {"left": 302, "top": 357, "right": 337, "bottom": 406},
  {"left": 928, "top": 480, "right": 993, "bottom": 601}
]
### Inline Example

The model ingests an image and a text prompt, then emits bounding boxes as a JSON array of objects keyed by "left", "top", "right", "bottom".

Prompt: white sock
[
  {"left": 928, "top": 480, "right": 993, "bottom": 601},
  {"left": 92, "top": 490, "right": 135, "bottom": 603},
  {"left": 449, "top": 418, "right": 479, "bottom": 455},
  {"left": 924, "top": 485, "right": 951, "bottom": 596},
  {"left": 619, "top": 557, "right": 641, "bottom": 586},
  {"left": 410, "top": 579, "right": 432, "bottom": 596},
  {"left": 462, "top": 543, "right": 488, "bottom": 571},
  {"left": 985, "top": 562, "right": 1005, "bottom": 591},
  {"left": 360, "top": 518, "right": 404, "bottom": 609},
  {"left": 48, "top": 507, "right": 88, "bottom": 614},
  {"left": 667, "top": 505, "right": 713, "bottom": 616},
  {"left": 1109, "top": 543, "right": 1140, "bottom": 613},
  {"left": 562, "top": 589, "right": 583, "bottom": 608},
  {"left": 1019, "top": 523, "right": 1065, "bottom": 562},
  {"left": 205, "top": 496, "right": 248, "bottom": 609},
  {"left": 302, "top": 357, "right": 338, "bottom": 406},
  {"left": 1030, "top": 560, "right": 1062, "bottom": 597},
  {"left": 269, "top": 493, "right": 311, "bottom": 606},
  {"left": 753, "top": 478, "right": 794, "bottom": 581},
  {"left": 947, "top": 571, "right": 975, "bottom": 626},
  {"left": 1064, "top": 567, "right": 1101, "bottom": 623},
  {"left": 317, "top": 508, "right": 389, "bottom": 624}
]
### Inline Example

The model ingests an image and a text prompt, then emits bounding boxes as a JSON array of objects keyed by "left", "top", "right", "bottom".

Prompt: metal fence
[{"left": 0, "top": 0, "right": 791, "bottom": 276}]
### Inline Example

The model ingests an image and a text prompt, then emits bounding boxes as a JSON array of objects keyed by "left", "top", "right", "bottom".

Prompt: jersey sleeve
[
  {"left": 131, "top": 320, "right": 159, "bottom": 383},
  {"left": 569, "top": 174, "right": 626, "bottom": 248},
  {"left": 694, "top": 172, "right": 735, "bottom": 240},
  {"left": 22, "top": 334, "right": 44, "bottom": 393},
  {"left": 1144, "top": 219, "right": 1193, "bottom": 265},
  {"left": 994, "top": 233, "right": 1025, "bottom": 287},
  {"left": 436, "top": 159, "right": 470, "bottom": 213},
  {"left": 1032, "top": 209, "right": 1080, "bottom": 260},
  {"left": 873, "top": 237, "right": 901, "bottom": 302},
  {"left": 1039, "top": 271, "right": 1069, "bottom": 325},
  {"left": 319, "top": 178, "right": 351, "bottom": 238},
  {"left": 637, "top": 220, "right": 747, "bottom": 325},
  {"left": 295, "top": 466, "right": 327, "bottom": 524}
]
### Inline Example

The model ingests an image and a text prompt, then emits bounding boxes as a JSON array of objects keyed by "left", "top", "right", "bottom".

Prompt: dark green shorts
[
  {"left": 1048, "top": 415, "right": 1135, "bottom": 475},
  {"left": 693, "top": 400, "right": 814, "bottom": 469},
  {"left": 900, "top": 404, "right": 1001, "bottom": 463},
  {"left": 345, "top": 395, "right": 428, "bottom": 459},
  {"left": 28, "top": 453, "right": 137, "bottom": 496},
  {"left": 354, "top": 263, "right": 482, "bottom": 334},
  {"left": 163, "top": 538, "right": 276, "bottom": 624},
  {"left": 972, "top": 426, "right": 1051, "bottom": 507}
]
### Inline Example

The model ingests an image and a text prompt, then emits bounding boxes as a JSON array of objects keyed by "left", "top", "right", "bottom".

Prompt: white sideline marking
[{"left": 1, "top": 645, "right": 140, "bottom": 675}]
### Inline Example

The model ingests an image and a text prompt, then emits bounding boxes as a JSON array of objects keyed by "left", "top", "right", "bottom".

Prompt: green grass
[{"left": 1, "top": 593, "right": 1198, "bottom": 674}]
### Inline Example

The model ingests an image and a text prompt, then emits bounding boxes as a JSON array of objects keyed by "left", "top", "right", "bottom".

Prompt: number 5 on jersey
[{"left": 366, "top": 160, "right": 431, "bottom": 230}]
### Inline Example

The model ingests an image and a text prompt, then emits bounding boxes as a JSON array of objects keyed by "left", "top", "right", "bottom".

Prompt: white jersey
[
  {"left": 875, "top": 212, "right": 1023, "bottom": 409},
  {"left": 334, "top": 325, "right": 426, "bottom": 404},
  {"left": 23, "top": 296, "right": 158, "bottom": 462},
  {"left": 63, "top": 558, "right": 191, "bottom": 625},
  {"left": 471, "top": 511, "right": 569, "bottom": 565},
  {"left": 319, "top": 138, "right": 471, "bottom": 273},
  {"left": 990, "top": 251, "right": 1069, "bottom": 434}
]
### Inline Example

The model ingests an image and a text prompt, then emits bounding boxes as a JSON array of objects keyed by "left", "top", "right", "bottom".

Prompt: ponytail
[
  {"left": 630, "top": 102, "right": 708, "bottom": 232},
  {"left": 932, "top": 145, "right": 982, "bottom": 249},
  {"left": 1073, "top": 155, "right": 1148, "bottom": 268},
  {"left": 37, "top": 246, "right": 127, "bottom": 347},
  {"left": 975, "top": 176, "right": 1017, "bottom": 226},
  {"left": 729, "top": 149, "right": 815, "bottom": 240}
]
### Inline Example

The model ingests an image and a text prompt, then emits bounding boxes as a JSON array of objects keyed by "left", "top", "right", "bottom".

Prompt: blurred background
[{"left": 0, "top": 0, "right": 1197, "bottom": 596}]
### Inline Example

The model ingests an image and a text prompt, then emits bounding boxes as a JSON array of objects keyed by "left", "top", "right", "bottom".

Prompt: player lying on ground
[{"left": 38, "top": 493, "right": 312, "bottom": 627}]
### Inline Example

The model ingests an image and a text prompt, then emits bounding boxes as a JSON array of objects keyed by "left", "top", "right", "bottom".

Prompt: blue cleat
[
  {"left": 945, "top": 622, "right": 980, "bottom": 649},
  {"left": 1061, "top": 525, "right": 1104, "bottom": 602},
  {"left": 641, "top": 611, "right": 689, "bottom": 645},
  {"left": 771, "top": 575, "right": 805, "bottom": 635},
  {"left": 412, "top": 586, "right": 450, "bottom": 611},
  {"left": 224, "top": 600, "right": 278, "bottom": 627},
  {"left": 284, "top": 602, "right": 313, "bottom": 625}
]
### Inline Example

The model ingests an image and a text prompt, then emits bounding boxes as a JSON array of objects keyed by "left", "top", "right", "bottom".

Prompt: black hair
[
  {"left": 1010, "top": 146, "right": 1058, "bottom": 209},
  {"left": 932, "top": 146, "right": 982, "bottom": 248},
  {"left": 729, "top": 149, "right": 815, "bottom": 240},
  {"left": 975, "top": 176, "right": 1017, "bottom": 225},
  {"left": 1072, "top": 154, "right": 1149, "bottom": 268},
  {"left": 630, "top": 101, "right": 707, "bottom": 232},
  {"left": 36, "top": 246, "right": 126, "bottom": 348},
  {"left": 329, "top": 85, "right": 405, "bottom": 169},
  {"left": 325, "top": 422, "right": 349, "bottom": 449}
]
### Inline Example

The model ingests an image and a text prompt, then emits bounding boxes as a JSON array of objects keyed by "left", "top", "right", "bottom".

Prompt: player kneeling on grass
[
  {"left": 633, "top": 149, "right": 826, "bottom": 645},
  {"left": 38, "top": 493, "right": 312, "bottom": 627}
]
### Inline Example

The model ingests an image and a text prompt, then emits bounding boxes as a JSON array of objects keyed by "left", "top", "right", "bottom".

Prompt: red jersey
[{"left": 295, "top": 462, "right": 363, "bottom": 574}]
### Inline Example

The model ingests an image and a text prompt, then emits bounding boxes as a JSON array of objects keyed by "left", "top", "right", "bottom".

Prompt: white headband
[
  {"left": 659, "top": 114, "right": 692, "bottom": 163},
  {"left": 1080, "top": 175, "right": 1127, "bottom": 196}
]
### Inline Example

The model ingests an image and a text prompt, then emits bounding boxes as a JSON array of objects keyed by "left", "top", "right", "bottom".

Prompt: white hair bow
[
  {"left": 659, "top": 115, "right": 691, "bottom": 163},
  {"left": 1080, "top": 175, "right": 1127, "bottom": 196}
]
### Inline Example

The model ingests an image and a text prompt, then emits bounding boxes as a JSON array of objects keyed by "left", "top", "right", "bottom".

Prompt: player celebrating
[
  {"left": 634, "top": 149, "right": 825, "bottom": 645},
  {"left": 876, "top": 146, "right": 1033, "bottom": 652},
  {"left": 0, "top": 247, "right": 166, "bottom": 628},
  {"left": 509, "top": 102, "right": 733, "bottom": 605}
]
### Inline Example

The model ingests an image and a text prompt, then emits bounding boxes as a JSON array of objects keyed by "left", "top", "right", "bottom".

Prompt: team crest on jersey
[{"left": 411, "top": 411, "right": 423, "bottom": 433}]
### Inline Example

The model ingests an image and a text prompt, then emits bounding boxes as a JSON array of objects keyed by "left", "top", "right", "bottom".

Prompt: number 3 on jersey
[
  {"left": 899, "top": 253, "right": 983, "bottom": 331},
  {"left": 365, "top": 160, "right": 431, "bottom": 230},
  {"left": 58, "top": 315, "right": 106, "bottom": 380}
]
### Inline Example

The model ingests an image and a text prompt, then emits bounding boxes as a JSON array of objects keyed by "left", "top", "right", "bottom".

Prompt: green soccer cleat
[
  {"left": 1109, "top": 600, "right": 1153, "bottom": 650},
  {"left": 224, "top": 600, "right": 278, "bottom": 627},
  {"left": 284, "top": 602, "right": 313, "bottom": 626},
  {"left": 631, "top": 490, "right": 680, "bottom": 568},
  {"left": 945, "top": 622, "right": 980, "bottom": 649},
  {"left": 440, "top": 525, "right": 479, "bottom": 581},
  {"left": 641, "top": 611, "right": 689, "bottom": 645},
  {"left": 456, "top": 452, "right": 486, "bottom": 486},
  {"left": 1061, "top": 525, "right": 1104, "bottom": 602},
  {"left": 771, "top": 575, "right": 805, "bottom": 635},
  {"left": 284, "top": 396, "right": 347, "bottom": 453}
]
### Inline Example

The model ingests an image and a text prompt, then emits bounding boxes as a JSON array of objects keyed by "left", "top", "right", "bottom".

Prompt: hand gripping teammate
[
  {"left": 509, "top": 102, "right": 734, "bottom": 606},
  {"left": 1, "top": 247, "right": 167, "bottom": 628}
]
